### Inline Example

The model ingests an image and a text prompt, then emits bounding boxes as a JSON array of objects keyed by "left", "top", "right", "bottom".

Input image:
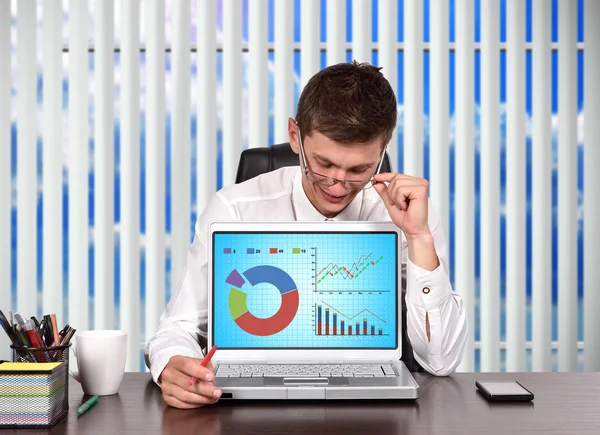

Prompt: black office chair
[
  {"left": 235, "top": 142, "right": 393, "bottom": 184},
  {"left": 234, "top": 143, "right": 423, "bottom": 373}
]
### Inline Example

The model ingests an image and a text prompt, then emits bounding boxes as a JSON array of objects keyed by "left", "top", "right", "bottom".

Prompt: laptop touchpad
[{"left": 264, "top": 377, "right": 349, "bottom": 386}]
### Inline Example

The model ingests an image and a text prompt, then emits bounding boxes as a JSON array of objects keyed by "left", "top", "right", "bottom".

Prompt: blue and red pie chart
[{"left": 226, "top": 265, "right": 299, "bottom": 336}]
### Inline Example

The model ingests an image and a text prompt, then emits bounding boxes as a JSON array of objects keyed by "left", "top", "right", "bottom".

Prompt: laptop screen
[{"left": 212, "top": 231, "right": 398, "bottom": 349}]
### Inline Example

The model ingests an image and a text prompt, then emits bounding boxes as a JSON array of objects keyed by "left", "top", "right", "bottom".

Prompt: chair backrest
[{"left": 235, "top": 142, "right": 393, "bottom": 184}]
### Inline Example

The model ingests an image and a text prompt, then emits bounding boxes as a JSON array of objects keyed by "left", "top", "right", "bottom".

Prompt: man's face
[{"left": 288, "top": 119, "right": 384, "bottom": 218}]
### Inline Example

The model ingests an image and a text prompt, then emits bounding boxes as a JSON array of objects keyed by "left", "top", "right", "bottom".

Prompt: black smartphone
[{"left": 475, "top": 381, "right": 534, "bottom": 401}]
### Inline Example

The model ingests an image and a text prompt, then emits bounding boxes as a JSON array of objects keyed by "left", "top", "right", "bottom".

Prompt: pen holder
[{"left": 0, "top": 343, "right": 71, "bottom": 428}]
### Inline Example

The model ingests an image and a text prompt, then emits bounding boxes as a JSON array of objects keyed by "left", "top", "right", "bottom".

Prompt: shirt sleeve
[
  {"left": 144, "top": 193, "right": 235, "bottom": 385},
  {"left": 404, "top": 200, "right": 468, "bottom": 376}
]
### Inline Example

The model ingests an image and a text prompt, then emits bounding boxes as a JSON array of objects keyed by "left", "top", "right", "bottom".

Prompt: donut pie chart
[{"left": 227, "top": 265, "right": 300, "bottom": 336}]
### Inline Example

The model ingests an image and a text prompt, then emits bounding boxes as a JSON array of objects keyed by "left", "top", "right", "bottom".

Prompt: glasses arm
[
  {"left": 373, "top": 147, "right": 387, "bottom": 177},
  {"left": 296, "top": 125, "right": 310, "bottom": 172}
]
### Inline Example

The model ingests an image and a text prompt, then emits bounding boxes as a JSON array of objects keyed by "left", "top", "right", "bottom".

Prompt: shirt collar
[{"left": 292, "top": 168, "right": 363, "bottom": 221}]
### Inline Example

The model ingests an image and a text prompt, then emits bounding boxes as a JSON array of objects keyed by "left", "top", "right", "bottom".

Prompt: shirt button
[{"left": 422, "top": 287, "right": 431, "bottom": 294}]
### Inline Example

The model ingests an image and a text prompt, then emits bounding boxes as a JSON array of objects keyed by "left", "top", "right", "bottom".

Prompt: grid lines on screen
[{"left": 212, "top": 232, "right": 398, "bottom": 349}]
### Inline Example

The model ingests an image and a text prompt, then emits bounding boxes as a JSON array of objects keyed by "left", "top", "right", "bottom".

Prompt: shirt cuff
[
  {"left": 405, "top": 257, "right": 453, "bottom": 311},
  {"left": 149, "top": 345, "right": 205, "bottom": 386}
]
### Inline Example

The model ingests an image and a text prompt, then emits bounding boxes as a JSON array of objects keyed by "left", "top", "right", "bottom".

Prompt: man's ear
[{"left": 288, "top": 117, "right": 299, "bottom": 154}]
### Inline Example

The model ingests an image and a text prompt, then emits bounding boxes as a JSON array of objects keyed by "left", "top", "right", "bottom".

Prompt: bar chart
[{"left": 314, "top": 303, "right": 388, "bottom": 336}]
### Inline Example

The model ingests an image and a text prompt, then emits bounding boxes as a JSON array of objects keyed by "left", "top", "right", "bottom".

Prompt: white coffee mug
[{"left": 70, "top": 330, "right": 128, "bottom": 396}]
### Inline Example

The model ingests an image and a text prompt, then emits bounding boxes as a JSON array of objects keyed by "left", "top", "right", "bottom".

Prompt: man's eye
[{"left": 319, "top": 163, "right": 332, "bottom": 169}]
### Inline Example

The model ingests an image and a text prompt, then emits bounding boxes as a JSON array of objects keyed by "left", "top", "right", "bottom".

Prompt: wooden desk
[{"left": 5, "top": 372, "right": 600, "bottom": 434}]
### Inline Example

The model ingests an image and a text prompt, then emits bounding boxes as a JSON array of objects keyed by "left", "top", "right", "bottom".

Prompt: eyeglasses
[{"left": 296, "top": 126, "right": 386, "bottom": 191}]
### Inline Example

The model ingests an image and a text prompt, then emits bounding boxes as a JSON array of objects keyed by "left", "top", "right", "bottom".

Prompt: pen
[
  {"left": 50, "top": 314, "right": 60, "bottom": 347},
  {"left": 188, "top": 345, "right": 218, "bottom": 387},
  {"left": 77, "top": 395, "right": 98, "bottom": 416},
  {"left": 60, "top": 327, "right": 76, "bottom": 345}
]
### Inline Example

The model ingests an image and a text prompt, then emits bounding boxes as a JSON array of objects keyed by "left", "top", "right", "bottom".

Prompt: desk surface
[{"left": 5, "top": 372, "right": 600, "bottom": 435}]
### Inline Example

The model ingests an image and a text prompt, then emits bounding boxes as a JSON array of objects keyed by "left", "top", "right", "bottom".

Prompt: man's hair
[{"left": 295, "top": 61, "right": 397, "bottom": 146}]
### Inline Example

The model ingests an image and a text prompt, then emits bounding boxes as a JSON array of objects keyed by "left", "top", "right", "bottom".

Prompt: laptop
[{"left": 207, "top": 221, "right": 419, "bottom": 400}]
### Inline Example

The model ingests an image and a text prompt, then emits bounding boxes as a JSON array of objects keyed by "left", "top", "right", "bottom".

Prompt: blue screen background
[{"left": 213, "top": 232, "right": 398, "bottom": 349}]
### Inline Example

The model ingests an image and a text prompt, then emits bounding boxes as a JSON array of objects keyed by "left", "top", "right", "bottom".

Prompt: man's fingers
[
  {"left": 162, "top": 382, "right": 220, "bottom": 407},
  {"left": 159, "top": 365, "right": 187, "bottom": 386},
  {"left": 373, "top": 181, "right": 393, "bottom": 206},
  {"left": 373, "top": 172, "right": 399, "bottom": 183},
  {"left": 388, "top": 180, "right": 426, "bottom": 211},
  {"left": 162, "top": 365, "right": 207, "bottom": 391},
  {"left": 163, "top": 392, "right": 216, "bottom": 410},
  {"left": 162, "top": 362, "right": 221, "bottom": 395},
  {"left": 374, "top": 180, "right": 404, "bottom": 212},
  {"left": 388, "top": 180, "right": 412, "bottom": 211},
  {"left": 160, "top": 356, "right": 223, "bottom": 409},
  {"left": 388, "top": 188, "right": 407, "bottom": 211},
  {"left": 376, "top": 178, "right": 424, "bottom": 214},
  {"left": 191, "top": 380, "right": 222, "bottom": 400},
  {"left": 374, "top": 172, "right": 423, "bottom": 184},
  {"left": 163, "top": 394, "right": 200, "bottom": 409},
  {"left": 171, "top": 356, "right": 214, "bottom": 381}
]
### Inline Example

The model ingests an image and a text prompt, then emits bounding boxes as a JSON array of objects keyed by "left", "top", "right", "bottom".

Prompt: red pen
[{"left": 188, "top": 345, "right": 218, "bottom": 387}]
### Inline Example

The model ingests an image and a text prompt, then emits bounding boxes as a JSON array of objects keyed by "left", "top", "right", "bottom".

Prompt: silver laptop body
[{"left": 208, "top": 221, "right": 419, "bottom": 400}]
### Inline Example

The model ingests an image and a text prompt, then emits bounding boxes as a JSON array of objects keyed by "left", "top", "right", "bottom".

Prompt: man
[{"left": 146, "top": 62, "right": 467, "bottom": 409}]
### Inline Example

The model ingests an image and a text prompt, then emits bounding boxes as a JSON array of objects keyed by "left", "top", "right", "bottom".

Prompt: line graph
[
  {"left": 319, "top": 301, "right": 387, "bottom": 323},
  {"left": 316, "top": 253, "right": 384, "bottom": 282},
  {"left": 311, "top": 247, "right": 389, "bottom": 293}
]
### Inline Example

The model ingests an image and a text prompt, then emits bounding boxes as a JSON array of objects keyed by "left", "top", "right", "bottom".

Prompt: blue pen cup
[{"left": 0, "top": 343, "right": 71, "bottom": 428}]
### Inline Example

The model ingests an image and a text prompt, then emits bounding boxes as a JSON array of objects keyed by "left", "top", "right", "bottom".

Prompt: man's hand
[
  {"left": 159, "top": 355, "right": 222, "bottom": 409},
  {"left": 372, "top": 173, "right": 430, "bottom": 237},
  {"left": 373, "top": 173, "right": 439, "bottom": 271}
]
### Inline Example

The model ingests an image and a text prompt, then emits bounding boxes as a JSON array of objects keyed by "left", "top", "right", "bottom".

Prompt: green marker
[{"left": 77, "top": 395, "right": 98, "bottom": 416}]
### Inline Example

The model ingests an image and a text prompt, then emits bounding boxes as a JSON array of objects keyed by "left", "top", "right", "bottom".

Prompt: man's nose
[{"left": 327, "top": 181, "right": 348, "bottom": 196}]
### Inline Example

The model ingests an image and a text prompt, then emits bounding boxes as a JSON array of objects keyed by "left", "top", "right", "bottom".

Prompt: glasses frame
[{"left": 296, "top": 125, "right": 387, "bottom": 191}]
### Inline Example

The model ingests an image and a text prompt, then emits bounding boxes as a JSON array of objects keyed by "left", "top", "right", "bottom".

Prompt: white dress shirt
[{"left": 145, "top": 167, "right": 467, "bottom": 383}]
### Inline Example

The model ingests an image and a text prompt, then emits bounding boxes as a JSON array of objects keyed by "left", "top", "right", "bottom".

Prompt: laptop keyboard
[{"left": 215, "top": 364, "right": 397, "bottom": 378}]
